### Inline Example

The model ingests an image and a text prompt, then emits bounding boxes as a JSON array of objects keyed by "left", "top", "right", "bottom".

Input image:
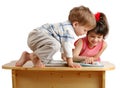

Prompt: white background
[{"left": 0, "top": 0, "right": 119, "bottom": 88}]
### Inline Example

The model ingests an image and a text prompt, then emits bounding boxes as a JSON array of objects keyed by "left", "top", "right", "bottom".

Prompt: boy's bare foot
[
  {"left": 34, "top": 59, "right": 45, "bottom": 68},
  {"left": 15, "top": 51, "right": 30, "bottom": 67},
  {"left": 30, "top": 53, "right": 45, "bottom": 68}
]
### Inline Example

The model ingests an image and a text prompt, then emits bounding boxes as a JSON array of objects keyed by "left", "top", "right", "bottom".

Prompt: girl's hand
[{"left": 85, "top": 57, "right": 94, "bottom": 64}]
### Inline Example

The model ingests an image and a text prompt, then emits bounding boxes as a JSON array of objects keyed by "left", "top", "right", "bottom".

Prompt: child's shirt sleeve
[{"left": 62, "top": 41, "right": 75, "bottom": 58}]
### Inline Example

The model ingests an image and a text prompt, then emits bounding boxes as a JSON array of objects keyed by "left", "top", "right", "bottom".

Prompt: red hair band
[{"left": 95, "top": 12, "right": 101, "bottom": 21}]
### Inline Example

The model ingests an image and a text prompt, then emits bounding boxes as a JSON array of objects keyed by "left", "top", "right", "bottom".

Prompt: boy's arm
[
  {"left": 61, "top": 42, "right": 81, "bottom": 68},
  {"left": 61, "top": 53, "right": 67, "bottom": 61},
  {"left": 61, "top": 53, "right": 81, "bottom": 68},
  {"left": 66, "top": 57, "right": 81, "bottom": 68}
]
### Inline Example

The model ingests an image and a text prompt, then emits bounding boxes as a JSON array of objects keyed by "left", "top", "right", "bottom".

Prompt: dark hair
[{"left": 87, "top": 12, "right": 109, "bottom": 39}]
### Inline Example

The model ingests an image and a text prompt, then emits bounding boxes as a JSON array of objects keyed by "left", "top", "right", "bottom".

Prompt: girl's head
[
  {"left": 87, "top": 12, "right": 109, "bottom": 47},
  {"left": 68, "top": 5, "right": 96, "bottom": 36},
  {"left": 87, "top": 12, "right": 109, "bottom": 39}
]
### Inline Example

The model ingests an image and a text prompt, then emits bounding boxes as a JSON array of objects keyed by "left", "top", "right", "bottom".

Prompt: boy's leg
[
  {"left": 30, "top": 53, "right": 45, "bottom": 67},
  {"left": 34, "top": 36, "right": 61, "bottom": 65},
  {"left": 15, "top": 51, "right": 31, "bottom": 66},
  {"left": 27, "top": 29, "right": 61, "bottom": 65}
]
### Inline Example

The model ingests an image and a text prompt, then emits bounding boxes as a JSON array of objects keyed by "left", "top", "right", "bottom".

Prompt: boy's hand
[
  {"left": 67, "top": 58, "right": 81, "bottom": 68},
  {"left": 68, "top": 62, "right": 81, "bottom": 68}
]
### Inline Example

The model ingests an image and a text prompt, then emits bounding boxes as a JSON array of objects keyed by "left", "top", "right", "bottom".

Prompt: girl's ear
[{"left": 72, "top": 21, "right": 79, "bottom": 28}]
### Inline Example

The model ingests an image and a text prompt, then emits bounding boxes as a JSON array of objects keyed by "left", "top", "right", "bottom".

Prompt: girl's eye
[
  {"left": 84, "top": 29, "right": 87, "bottom": 32},
  {"left": 90, "top": 36, "right": 95, "bottom": 38},
  {"left": 98, "top": 36, "right": 102, "bottom": 39}
]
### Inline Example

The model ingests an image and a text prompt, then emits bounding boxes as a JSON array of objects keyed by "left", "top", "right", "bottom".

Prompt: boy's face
[
  {"left": 87, "top": 32, "right": 103, "bottom": 47},
  {"left": 73, "top": 22, "right": 91, "bottom": 36}
]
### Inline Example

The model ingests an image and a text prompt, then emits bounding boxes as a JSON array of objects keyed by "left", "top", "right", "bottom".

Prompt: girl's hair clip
[{"left": 95, "top": 12, "right": 101, "bottom": 22}]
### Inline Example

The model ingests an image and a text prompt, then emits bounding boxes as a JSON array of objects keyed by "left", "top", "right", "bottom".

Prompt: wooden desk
[{"left": 2, "top": 61, "right": 115, "bottom": 88}]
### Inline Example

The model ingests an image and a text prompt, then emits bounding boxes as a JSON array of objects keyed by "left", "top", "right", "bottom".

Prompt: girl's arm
[
  {"left": 84, "top": 41, "right": 107, "bottom": 64},
  {"left": 93, "top": 41, "right": 107, "bottom": 61},
  {"left": 73, "top": 39, "right": 87, "bottom": 61},
  {"left": 73, "top": 39, "right": 107, "bottom": 63}
]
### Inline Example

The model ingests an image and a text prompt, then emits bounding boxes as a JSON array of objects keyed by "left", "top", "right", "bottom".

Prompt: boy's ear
[{"left": 72, "top": 21, "right": 79, "bottom": 27}]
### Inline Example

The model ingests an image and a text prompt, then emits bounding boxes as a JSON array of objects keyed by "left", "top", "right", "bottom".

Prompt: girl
[{"left": 73, "top": 12, "right": 109, "bottom": 64}]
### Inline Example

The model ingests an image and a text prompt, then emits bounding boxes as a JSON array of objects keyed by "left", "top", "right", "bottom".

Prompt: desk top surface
[{"left": 2, "top": 60, "right": 115, "bottom": 71}]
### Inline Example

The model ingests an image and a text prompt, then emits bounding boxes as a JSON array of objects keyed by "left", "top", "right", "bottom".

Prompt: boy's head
[{"left": 68, "top": 5, "right": 96, "bottom": 32}]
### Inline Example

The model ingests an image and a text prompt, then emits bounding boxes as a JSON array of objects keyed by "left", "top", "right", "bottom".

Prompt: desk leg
[
  {"left": 102, "top": 71, "right": 105, "bottom": 88},
  {"left": 12, "top": 70, "right": 17, "bottom": 88}
]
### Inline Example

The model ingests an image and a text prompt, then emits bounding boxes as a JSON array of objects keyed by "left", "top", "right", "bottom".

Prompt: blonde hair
[{"left": 69, "top": 5, "right": 96, "bottom": 29}]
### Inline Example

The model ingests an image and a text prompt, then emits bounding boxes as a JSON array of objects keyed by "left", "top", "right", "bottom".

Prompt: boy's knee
[{"left": 51, "top": 42, "right": 60, "bottom": 52}]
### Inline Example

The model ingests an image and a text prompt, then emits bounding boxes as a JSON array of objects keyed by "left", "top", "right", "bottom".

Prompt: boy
[{"left": 16, "top": 5, "right": 96, "bottom": 68}]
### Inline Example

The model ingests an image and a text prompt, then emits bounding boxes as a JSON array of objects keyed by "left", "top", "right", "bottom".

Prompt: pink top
[{"left": 74, "top": 37, "right": 103, "bottom": 61}]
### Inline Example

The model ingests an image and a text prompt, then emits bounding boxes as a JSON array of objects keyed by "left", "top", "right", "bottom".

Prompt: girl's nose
[{"left": 94, "top": 38, "right": 98, "bottom": 42}]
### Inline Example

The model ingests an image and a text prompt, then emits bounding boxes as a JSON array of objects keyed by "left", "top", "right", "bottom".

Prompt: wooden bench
[{"left": 2, "top": 60, "right": 115, "bottom": 88}]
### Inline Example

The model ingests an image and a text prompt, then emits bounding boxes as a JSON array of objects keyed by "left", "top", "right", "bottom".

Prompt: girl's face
[
  {"left": 87, "top": 32, "right": 103, "bottom": 47},
  {"left": 73, "top": 22, "right": 92, "bottom": 36}
]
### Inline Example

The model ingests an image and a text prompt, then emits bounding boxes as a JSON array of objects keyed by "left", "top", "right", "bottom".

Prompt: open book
[
  {"left": 45, "top": 60, "right": 67, "bottom": 67},
  {"left": 45, "top": 60, "right": 104, "bottom": 67},
  {"left": 79, "top": 61, "right": 104, "bottom": 67}
]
